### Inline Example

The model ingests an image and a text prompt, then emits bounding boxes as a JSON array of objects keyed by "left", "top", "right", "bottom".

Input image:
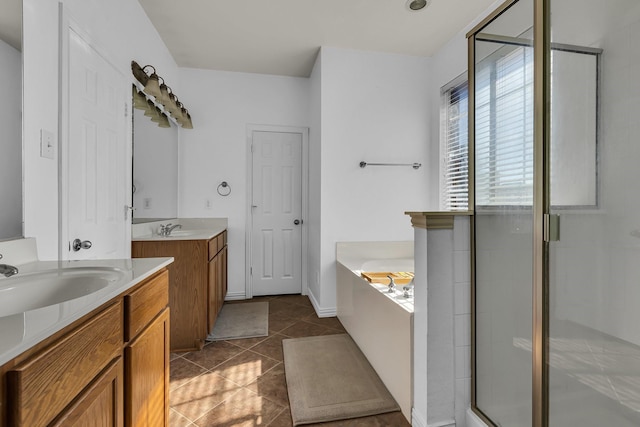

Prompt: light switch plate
[{"left": 40, "top": 129, "right": 55, "bottom": 159}]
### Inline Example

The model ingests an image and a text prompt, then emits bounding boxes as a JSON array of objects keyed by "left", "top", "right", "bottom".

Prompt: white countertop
[
  {"left": 131, "top": 218, "right": 227, "bottom": 242},
  {"left": 0, "top": 257, "right": 173, "bottom": 366}
]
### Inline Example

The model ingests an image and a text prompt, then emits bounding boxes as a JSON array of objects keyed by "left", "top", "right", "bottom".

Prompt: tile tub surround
[
  {"left": 0, "top": 237, "right": 173, "bottom": 365},
  {"left": 406, "top": 212, "right": 472, "bottom": 427},
  {"left": 336, "top": 240, "right": 414, "bottom": 422},
  {"left": 132, "top": 217, "right": 228, "bottom": 241}
]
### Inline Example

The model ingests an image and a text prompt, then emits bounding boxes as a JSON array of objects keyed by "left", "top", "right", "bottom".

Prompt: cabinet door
[
  {"left": 7, "top": 303, "right": 122, "bottom": 427},
  {"left": 219, "top": 246, "right": 227, "bottom": 305},
  {"left": 51, "top": 357, "right": 124, "bottom": 427},
  {"left": 132, "top": 240, "right": 207, "bottom": 352},
  {"left": 222, "top": 245, "right": 228, "bottom": 302},
  {"left": 208, "top": 255, "right": 219, "bottom": 333},
  {"left": 216, "top": 250, "right": 224, "bottom": 312},
  {"left": 125, "top": 308, "right": 170, "bottom": 427}
]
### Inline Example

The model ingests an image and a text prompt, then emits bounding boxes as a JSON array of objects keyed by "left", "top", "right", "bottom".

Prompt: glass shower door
[
  {"left": 473, "top": 0, "right": 534, "bottom": 425},
  {"left": 548, "top": 0, "right": 640, "bottom": 425}
]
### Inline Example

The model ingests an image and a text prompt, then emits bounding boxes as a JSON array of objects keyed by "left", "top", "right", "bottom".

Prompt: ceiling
[{"left": 137, "top": 0, "right": 496, "bottom": 78}]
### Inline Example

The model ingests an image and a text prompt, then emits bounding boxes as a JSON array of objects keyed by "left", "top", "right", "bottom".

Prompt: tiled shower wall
[{"left": 453, "top": 216, "right": 472, "bottom": 426}]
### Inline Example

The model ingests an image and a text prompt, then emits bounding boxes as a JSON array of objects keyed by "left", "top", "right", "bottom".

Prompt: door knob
[
  {"left": 72, "top": 239, "right": 92, "bottom": 252},
  {"left": 294, "top": 219, "right": 302, "bottom": 225}
]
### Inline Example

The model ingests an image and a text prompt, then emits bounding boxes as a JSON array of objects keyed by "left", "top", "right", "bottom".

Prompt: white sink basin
[
  {"left": 0, "top": 267, "right": 126, "bottom": 317},
  {"left": 165, "top": 230, "right": 200, "bottom": 237},
  {"left": 162, "top": 229, "right": 214, "bottom": 238}
]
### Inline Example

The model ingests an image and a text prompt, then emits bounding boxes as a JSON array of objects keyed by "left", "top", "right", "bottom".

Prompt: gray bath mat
[
  {"left": 206, "top": 301, "right": 269, "bottom": 341},
  {"left": 283, "top": 334, "right": 400, "bottom": 426}
]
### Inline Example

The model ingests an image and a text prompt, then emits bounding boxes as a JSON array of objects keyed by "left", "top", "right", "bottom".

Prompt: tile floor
[{"left": 169, "top": 294, "right": 410, "bottom": 426}]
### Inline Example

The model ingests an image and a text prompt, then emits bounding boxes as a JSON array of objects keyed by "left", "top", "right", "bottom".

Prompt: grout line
[{"left": 265, "top": 407, "right": 290, "bottom": 427}]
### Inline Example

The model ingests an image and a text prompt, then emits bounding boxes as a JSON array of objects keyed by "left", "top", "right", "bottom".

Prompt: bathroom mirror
[
  {"left": 0, "top": 0, "right": 23, "bottom": 240},
  {"left": 132, "top": 106, "right": 179, "bottom": 222}
]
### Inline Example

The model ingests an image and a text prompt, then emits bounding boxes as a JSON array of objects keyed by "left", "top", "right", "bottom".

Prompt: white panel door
[
  {"left": 66, "top": 28, "right": 128, "bottom": 259},
  {"left": 251, "top": 131, "right": 303, "bottom": 295}
]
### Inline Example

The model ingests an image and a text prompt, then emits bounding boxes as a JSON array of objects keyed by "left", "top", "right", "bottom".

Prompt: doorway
[
  {"left": 247, "top": 125, "right": 308, "bottom": 297},
  {"left": 60, "top": 15, "right": 130, "bottom": 260}
]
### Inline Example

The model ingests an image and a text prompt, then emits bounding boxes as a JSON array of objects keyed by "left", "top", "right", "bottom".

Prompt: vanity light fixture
[
  {"left": 158, "top": 114, "right": 171, "bottom": 128},
  {"left": 144, "top": 99, "right": 157, "bottom": 118},
  {"left": 182, "top": 110, "right": 194, "bottom": 129},
  {"left": 131, "top": 60, "right": 194, "bottom": 129},
  {"left": 150, "top": 106, "right": 164, "bottom": 123},
  {"left": 159, "top": 84, "right": 171, "bottom": 107},
  {"left": 132, "top": 87, "right": 149, "bottom": 111},
  {"left": 144, "top": 68, "right": 162, "bottom": 98}
]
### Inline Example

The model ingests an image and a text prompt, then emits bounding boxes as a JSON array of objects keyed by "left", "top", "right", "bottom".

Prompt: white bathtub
[{"left": 336, "top": 241, "right": 414, "bottom": 422}]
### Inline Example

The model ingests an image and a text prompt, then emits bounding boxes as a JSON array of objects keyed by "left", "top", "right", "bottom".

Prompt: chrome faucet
[
  {"left": 159, "top": 223, "right": 182, "bottom": 236},
  {"left": 387, "top": 275, "right": 397, "bottom": 293},
  {"left": 0, "top": 254, "right": 18, "bottom": 278},
  {"left": 403, "top": 278, "right": 415, "bottom": 298}
]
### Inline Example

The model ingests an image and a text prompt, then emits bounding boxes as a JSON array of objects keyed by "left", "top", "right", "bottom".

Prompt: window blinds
[
  {"left": 441, "top": 41, "right": 597, "bottom": 210},
  {"left": 441, "top": 79, "right": 469, "bottom": 211},
  {"left": 475, "top": 45, "right": 534, "bottom": 207}
]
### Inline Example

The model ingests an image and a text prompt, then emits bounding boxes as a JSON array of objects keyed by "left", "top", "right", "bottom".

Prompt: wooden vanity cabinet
[
  {"left": 208, "top": 231, "right": 228, "bottom": 333},
  {"left": 132, "top": 230, "right": 228, "bottom": 352},
  {"left": 0, "top": 268, "right": 170, "bottom": 427},
  {"left": 124, "top": 271, "right": 170, "bottom": 427}
]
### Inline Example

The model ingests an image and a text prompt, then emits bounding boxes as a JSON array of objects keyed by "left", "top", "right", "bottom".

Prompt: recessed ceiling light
[{"left": 406, "top": 0, "right": 429, "bottom": 11}]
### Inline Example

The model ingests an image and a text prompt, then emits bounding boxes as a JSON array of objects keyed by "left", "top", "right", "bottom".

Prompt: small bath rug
[
  {"left": 283, "top": 334, "right": 400, "bottom": 426},
  {"left": 206, "top": 301, "right": 269, "bottom": 341}
]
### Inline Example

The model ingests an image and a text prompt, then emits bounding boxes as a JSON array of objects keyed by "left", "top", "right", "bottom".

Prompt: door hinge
[
  {"left": 124, "top": 102, "right": 129, "bottom": 118},
  {"left": 544, "top": 214, "right": 560, "bottom": 242},
  {"left": 250, "top": 267, "right": 253, "bottom": 276}
]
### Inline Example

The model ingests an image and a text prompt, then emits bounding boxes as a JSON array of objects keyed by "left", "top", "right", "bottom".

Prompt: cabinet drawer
[
  {"left": 125, "top": 270, "right": 169, "bottom": 342},
  {"left": 208, "top": 236, "right": 219, "bottom": 260},
  {"left": 208, "top": 230, "right": 227, "bottom": 260},
  {"left": 7, "top": 302, "right": 123, "bottom": 427}
]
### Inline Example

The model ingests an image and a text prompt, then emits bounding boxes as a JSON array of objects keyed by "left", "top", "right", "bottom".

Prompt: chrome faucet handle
[
  {"left": 402, "top": 278, "right": 414, "bottom": 298},
  {"left": 0, "top": 264, "right": 19, "bottom": 278},
  {"left": 387, "top": 275, "right": 396, "bottom": 293}
]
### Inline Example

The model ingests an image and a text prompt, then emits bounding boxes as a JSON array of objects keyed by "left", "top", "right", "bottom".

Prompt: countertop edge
[
  {"left": 131, "top": 226, "right": 227, "bottom": 242},
  {"left": 0, "top": 257, "right": 173, "bottom": 366}
]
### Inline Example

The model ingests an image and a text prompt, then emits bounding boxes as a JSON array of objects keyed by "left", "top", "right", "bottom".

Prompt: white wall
[
  {"left": 176, "top": 68, "right": 310, "bottom": 299},
  {"left": 0, "top": 39, "right": 22, "bottom": 240},
  {"left": 23, "top": 0, "right": 177, "bottom": 259},
  {"left": 308, "top": 51, "right": 322, "bottom": 303},
  {"left": 316, "top": 47, "right": 432, "bottom": 313}
]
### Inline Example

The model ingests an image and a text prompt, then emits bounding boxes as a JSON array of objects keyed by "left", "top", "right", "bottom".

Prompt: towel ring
[{"left": 217, "top": 181, "right": 231, "bottom": 196}]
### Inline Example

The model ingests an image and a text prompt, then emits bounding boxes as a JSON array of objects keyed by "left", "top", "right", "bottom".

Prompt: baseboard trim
[
  {"left": 411, "top": 409, "right": 455, "bottom": 427},
  {"left": 412, "top": 408, "right": 427, "bottom": 427},
  {"left": 307, "top": 289, "right": 337, "bottom": 317},
  {"left": 466, "top": 408, "right": 489, "bottom": 427},
  {"left": 224, "top": 291, "right": 246, "bottom": 301}
]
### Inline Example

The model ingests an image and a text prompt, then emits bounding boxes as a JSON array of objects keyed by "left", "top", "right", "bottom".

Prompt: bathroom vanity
[
  {"left": 0, "top": 249, "right": 172, "bottom": 427},
  {"left": 131, "top": 219, "right": 228, "bottom": 352}
]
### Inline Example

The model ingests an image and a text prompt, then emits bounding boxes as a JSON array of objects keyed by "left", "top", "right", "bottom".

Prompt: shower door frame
[{"left": 467, "top": 0, "right": 551, "bottom": 426}]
